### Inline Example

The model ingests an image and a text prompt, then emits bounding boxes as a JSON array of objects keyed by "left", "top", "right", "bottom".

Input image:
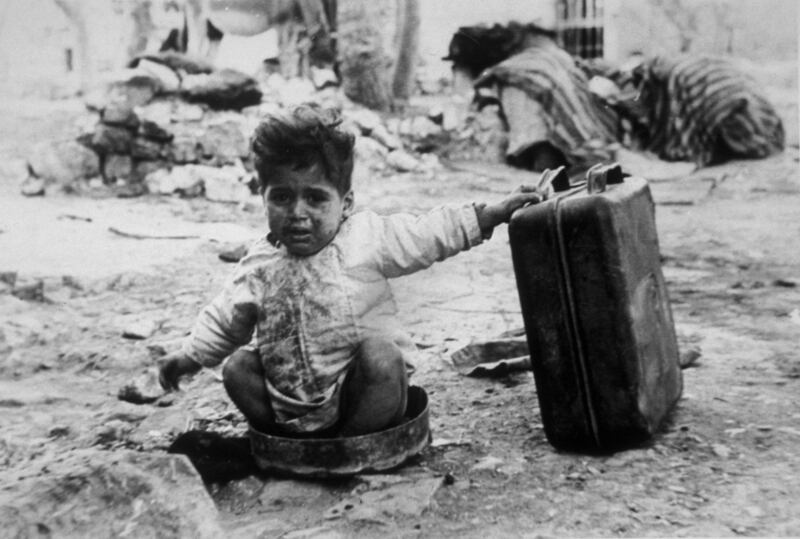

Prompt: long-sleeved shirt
[{"left": 182, "top": 204, "right": 484, "bottom": 432}]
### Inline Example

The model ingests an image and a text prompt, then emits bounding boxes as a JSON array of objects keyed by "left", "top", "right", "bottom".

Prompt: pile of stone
[{"left": 17, "top": 53, "right": 486, "bottom": 202}]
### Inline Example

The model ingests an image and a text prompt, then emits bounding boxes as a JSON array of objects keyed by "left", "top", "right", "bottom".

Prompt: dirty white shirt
[{"left": 182, "top": 205, "right": 484, "bottom": 432}]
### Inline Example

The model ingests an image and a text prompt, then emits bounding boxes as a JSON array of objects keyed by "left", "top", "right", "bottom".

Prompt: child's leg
[
  {"left": 222, "top": 349, "right": 276, "bottom": 433},
  {"left": 339, "top": 334, "right": 408, "bottom": 436}
]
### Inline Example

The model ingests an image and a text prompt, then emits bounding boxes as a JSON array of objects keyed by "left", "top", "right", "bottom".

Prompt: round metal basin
[{"left": 249, "top": 386, "right": 430, "bottom": 477}]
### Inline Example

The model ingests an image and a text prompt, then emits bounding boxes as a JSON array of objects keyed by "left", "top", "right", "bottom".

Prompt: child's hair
[{"left": 251, "top": 104, "right": 355, "bottom": 195}]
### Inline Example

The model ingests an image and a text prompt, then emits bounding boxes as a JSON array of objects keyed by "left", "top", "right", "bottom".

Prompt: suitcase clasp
[{"left": 586, "top": 163, "right": 625, "bottom": 194}]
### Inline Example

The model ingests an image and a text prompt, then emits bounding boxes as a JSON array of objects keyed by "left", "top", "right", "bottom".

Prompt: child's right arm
[
  {"left": 158, "top": 270, "right": 259, "bottom": 391},
  {"left": 158, "top": 351, "right": 202, "bottom": 391}
]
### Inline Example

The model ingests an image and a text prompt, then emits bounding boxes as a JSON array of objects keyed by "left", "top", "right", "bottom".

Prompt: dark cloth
[
  {"left": 475, "top": 42, "right": 620, "bottom": 171},
  {"left": 630, "top": 55, "right": 785, "bottom": 166}
]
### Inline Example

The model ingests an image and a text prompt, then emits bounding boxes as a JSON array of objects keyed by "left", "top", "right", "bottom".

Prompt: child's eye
[
  {"left": 305, "top": 192, "right": 329, "bottom": 206},
  {"left": 268, "top": 191, "right": 292, "bottom": 204}
]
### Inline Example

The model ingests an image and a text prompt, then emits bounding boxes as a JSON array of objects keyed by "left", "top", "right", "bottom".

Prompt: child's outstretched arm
[{"left": 370, "top": 185, "right": 544, "bottom": 278}]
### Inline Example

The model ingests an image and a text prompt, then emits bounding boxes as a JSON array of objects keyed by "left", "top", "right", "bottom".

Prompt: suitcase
[{"left": 508, "top": 164, "right": 682, "bottom": 453}]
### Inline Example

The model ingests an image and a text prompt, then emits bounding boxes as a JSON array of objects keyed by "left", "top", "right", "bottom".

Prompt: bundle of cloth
[
  {"left": 619, "top": 55, "right": 785, "bottom": 166},
  {"left": 445, "top": 23, "right": 620, "bottom": 173}
]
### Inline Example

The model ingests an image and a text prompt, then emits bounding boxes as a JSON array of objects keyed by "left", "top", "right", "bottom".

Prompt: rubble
[
  {"left": 27, "top": 140, "right": 100, "bottom": 186},
  {"left": 117, "top": 369, "right": 163, "bottom": 404},
  {"left": 181, "top": 69, "right": 263, "bottom": 110},
  {"left": 20, "top": 177, "right": 45, "bottom": 197},
  {"left": 21, "top": 52, "right": 484, "bottom": 205},
  {"left": 387, "top": 149, "right": 422, "bottom": 172}
]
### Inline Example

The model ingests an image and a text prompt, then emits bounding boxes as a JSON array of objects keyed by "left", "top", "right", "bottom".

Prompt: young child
[{"left": 158, "top": 104, "right": 543, "bottom": 437}]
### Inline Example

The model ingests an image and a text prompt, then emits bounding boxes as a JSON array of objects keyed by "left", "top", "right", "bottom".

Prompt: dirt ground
[{"left": 1, "top": 64, "right": 799, "bottom": 537}]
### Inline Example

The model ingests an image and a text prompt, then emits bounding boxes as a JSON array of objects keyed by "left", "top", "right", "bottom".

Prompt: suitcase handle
[
  {"left": 536, "top": 166, "right": 571, "bottom": 196},
  {"left": 586, "top": 163, "right": 625, "bottom": 194}
]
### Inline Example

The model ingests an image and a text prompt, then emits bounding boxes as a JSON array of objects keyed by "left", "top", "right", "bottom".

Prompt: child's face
[{"left": 263, "top": 164, "right": 353, "bottom": 256}]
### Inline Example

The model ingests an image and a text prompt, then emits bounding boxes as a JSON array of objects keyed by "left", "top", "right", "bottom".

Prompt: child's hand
[
  {"left": 158, "top": 351, "right": 202, "bottom": 391},
  {"left": 476, "top": 185, "right": 544, "bottom": 234}
]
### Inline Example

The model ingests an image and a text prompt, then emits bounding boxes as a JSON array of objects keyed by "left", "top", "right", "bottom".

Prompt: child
[{"left": 158, "top": 104, "right": 543, "bottom": 437}]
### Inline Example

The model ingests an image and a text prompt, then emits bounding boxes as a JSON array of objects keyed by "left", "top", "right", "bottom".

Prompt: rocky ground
[{"left": 1, "top": 64, "right": 799, "bottom": 537}]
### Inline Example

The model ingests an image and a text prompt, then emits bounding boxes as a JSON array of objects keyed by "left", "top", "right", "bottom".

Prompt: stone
[
  {"left": 0, "top": 158, "right": 30, "bottom": 182},
  {"left": 101, "top": 104, "right": 139, "bottom": 129},
  {"left": 241, "top": 101, "right": 283, "bottom": 121},
  {"left": 325, "top": 476, "right": 443, "bottom": 522},
  {"left": 0, "top": 312, "right": 46, "bottom": 352},
  {"left": 347, "top": 108, "right": 382, "bottom": 134},
  {"left": 218, "top": 244, "right": 249, "bottom": 263},
  {"left": 122, "top": 318, "right": 159, "bottom": 340},
  {"left": 11, "top": 279, "right": 45, "bottom": 302},
  {"left": 91, "top": 124, "right": 135, "bottom": 155},
  {"left": 0, "top": 450, "right": 222, "bottom": 537},
  {"left": 136, "top": 52, "right": 214, "bottom": 75},
  {"left": 441, "top": 106, "right": 464, "bottom": 131},
  {"left": 198, "top": 120, "right": 250, "bottom": 164},
  {"left": 428, "top": 105, "right": 444, "bottom": 125},
  {"left": 710, "top": 443, "right": 732, "bottom": 458},
  {"left": 167, "top": 431, "right": 258, "bottom": 483},
  {"left": 418, "top": 153, "right": 442, "bottom": 172},
  {"left": 167, "top": 122, "right": 204, "bottom": 164},
  {"left": 409, "top": 115, "right": 443, "bottom": 140},
  {"left": 354, "top": 136, "right": 388, "bottom": 169},
  {"left": 680, "top": 347, "right": 702, "bottom": 368},
  {"left": 370, "top": 124, "right": 401, "bottom": 150},
  {"left": 136, "top": 58, "right": 181, "bottom": 93},
  {"left": 103, "top": 154, "right": 133, "bottom": 182},
  {"left": 470, "top": 456, "right": 505, "bottom": 471},
  {"left": 20, "top": 176, "right": 45, "bottom": 197},
  {"left": 172, "top": 101, "right": 206, "bottom": 123},
  {"left": 386, "top": 149, "right": 421, "bottom": 172},
  {"left": 316, "top": 86, "right": 346, "bottom": 112},
  {"left": 0, "top": 272, "right": 17, "bottom": 287},
  {"left": 132, "top": 160, "right": 168, "bottom": 183},
  {"left": 135, "top": 99, "right": 173, "bottom": 127},
  {"left": 181, "top": 69, "right": 262, "bottom": 110},
  {"left": 27, "top": 140, "right": 100, "bottom": 185},
  {"left": 277, "top": 77, "right": 316, "bottom": 107},
  {"left": 140, "top": 120, "right": 174, "bottom": 143},
  {"left": 118, "top": 368, "right": 163, "bottom": 404},
  {"left": 131, "top": 137, "right": 167, "bottom": 160},
  {"left": 450, "top": 338, "right": 530, "bottom": 376},
  {"left": 145, "top": 167, "right": 203, "bottom": 196},
  {"left": 128, "top": 407, "right": 193, "bottom": 447},
  {"left": 202, "top": 165, "right": 251, "bottom": 203},
  {"left": 106, "top": 73, "right": 161, "bottom": 108},
  {"left": 310, "top": 67, "right": 339, "bottom": 89}
]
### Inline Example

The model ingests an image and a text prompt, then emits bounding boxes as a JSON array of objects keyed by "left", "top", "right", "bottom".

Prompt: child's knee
[
  {"left": 222, "top": 348, "right": 260, "bottom": 385},
  {"left": 355, "top": 334, "right": 407, "bottom": 384}
]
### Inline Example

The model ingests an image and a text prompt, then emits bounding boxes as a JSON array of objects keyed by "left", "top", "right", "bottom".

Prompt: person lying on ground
[{"left": 158, "top": 103, "right": 543, "bottom": 437}]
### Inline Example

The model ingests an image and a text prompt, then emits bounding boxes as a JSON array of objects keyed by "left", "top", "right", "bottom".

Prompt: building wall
[{"left": 604, "top": 0, "right": 798, "bottom": 62}]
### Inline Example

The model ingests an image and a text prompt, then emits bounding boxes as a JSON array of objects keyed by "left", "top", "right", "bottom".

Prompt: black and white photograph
[{"left": 0, "top": 0, "right": 798, "bottom": 536}]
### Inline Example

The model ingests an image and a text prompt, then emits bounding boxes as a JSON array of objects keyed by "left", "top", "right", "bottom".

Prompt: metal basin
[{"left": 249, "top": 386, "right": 431, "bottom": 477}]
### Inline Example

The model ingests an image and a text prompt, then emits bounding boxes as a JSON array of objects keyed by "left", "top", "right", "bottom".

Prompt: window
[{"left": 557, "top": 0, "right": 604, "bottom": 59}]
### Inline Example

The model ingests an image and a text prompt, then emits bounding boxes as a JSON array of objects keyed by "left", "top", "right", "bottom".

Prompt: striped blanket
[
  {"left": 475, "top": 42, "right": 620, "bottom": 170},
  {"left": 632, "top": 55, "right": 785, "bottom": 166}
]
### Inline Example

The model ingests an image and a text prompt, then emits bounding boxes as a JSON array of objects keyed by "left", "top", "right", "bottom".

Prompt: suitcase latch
[{"left": 586, "top": 163, "right": 625, "bottom": 194}]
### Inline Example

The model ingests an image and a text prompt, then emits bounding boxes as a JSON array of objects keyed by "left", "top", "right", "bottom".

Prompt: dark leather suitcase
[{"left": 508, "top": 164, "right": 682, "bottom": 452}]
